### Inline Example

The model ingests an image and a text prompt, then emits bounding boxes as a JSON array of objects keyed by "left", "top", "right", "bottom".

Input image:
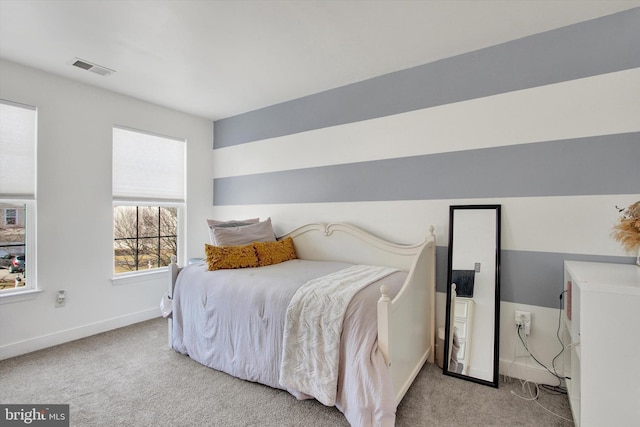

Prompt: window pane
[
  {"left": 0, "top": 202, "right": 27, "bottom": 290},
  {"left": 138, "top": 206, "right": 159, "bottom": 238},
  {"left": 5, "top": 208, "right": 17, "bottom": 225},
  {"left": 113, "top": 205, "right": 178, "bottom": 274},
  {"left": 139, "top": 238, "right": 159, "bottom": 269},
  {"left": 159, "top": 207, "right": 177, "bottom": 266}
]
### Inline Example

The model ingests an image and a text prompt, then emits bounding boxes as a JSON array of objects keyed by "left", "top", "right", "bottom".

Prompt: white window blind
[
  {"left": 0, "top": 101, "right": 36, "bottom": 198},
  {"left": 112, "top": 126, "right": 185, "bottom": 203}
]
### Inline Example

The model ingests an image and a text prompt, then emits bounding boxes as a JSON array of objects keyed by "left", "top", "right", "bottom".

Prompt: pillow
[
  {"left": 253, "top": 237, "right": 297, "bottom": 267},
  {"left": 212, "top": 217, "right": 276, "bottom": 247},
  {"left": 204, "top": 243, "right": 259, "bottom": 271},
  {"left": 207, "top": 218, "right": 259, "bottom": 244},
  {"left": 207, "top": 218, "right": 259, "bottom": 227}
]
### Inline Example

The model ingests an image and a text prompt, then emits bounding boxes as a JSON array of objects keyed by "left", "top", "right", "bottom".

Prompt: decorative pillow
[
  {"left": 207, "top": 218, "right": 259, "bottom": 244},
  {"left": 204, "top": 243, "right": 259, "bottom": 271},
  {"left": 254, "top": 237, "right": 297, "bottom": 267},
  {"left": 212, "top": 217, "right": 276, "bottom": 247}
]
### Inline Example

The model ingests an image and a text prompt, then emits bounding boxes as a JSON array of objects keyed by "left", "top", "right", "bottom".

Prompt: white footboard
[{"left": 378, "top": 226, "right": 436, "bottom": 404}]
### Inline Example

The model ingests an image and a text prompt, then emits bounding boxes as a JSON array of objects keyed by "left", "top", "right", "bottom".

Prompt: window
[
  {"left": 114, "top": 206, "right": 177, "bottom": 272},
  {"left": 0, "top": 100, "right": 37, "bottom": 293},
  {"left": 112, "top": 126, "right": 185, "bottom": 276},
  {"left": 4, "top": 208, "right": 17, "bottom": 226}
]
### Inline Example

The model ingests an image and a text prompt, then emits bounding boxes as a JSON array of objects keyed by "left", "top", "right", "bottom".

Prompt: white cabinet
[{"left": 563, "top": 261, "right": 640, "bottom": 427}]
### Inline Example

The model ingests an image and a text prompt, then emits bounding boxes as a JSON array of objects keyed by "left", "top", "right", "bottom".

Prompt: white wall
[
  {"left": 210, "top": 70, "right": 639, "bottom": 384},
  {"left": 0, "top": 59, "right": 214, "bottom": 359},
  {"left": 207, "top": 9, "right": 640, "bottom": 386}
]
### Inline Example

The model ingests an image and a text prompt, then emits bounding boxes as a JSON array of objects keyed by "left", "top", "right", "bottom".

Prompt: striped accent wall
[{"left": 211, "top": 8, "right": 640, "bottom": 310}]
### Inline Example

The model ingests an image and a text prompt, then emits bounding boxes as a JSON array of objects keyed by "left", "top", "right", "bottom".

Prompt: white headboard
[{"left": 281, "top": 222, "right": 434, "bottom": 271}]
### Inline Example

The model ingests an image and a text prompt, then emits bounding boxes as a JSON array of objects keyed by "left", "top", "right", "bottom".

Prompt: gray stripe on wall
[
  {"left": 500, "top": 250, "right": 635, "bottom": 308},
  {"left": 213, "top": 133, "right": 640, "bottom": 206},
  {"left": 214, "top": 8, "right": 640, "bottom": 148},
  {"left": 435, "top": 247, "right": 635, "bottom": 308}
]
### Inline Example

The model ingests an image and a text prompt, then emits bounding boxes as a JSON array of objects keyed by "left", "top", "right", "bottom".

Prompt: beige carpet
[{"left": 0, "top": 318, "right": 573, "bottom": 426}]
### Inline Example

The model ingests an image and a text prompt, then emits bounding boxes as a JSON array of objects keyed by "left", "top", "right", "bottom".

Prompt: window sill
[
  {"left": 0, "top": 288, "right": 43, "bottom": 304},
  {"left": 111, "top": 267, "right": 168, "bottom": 286}
]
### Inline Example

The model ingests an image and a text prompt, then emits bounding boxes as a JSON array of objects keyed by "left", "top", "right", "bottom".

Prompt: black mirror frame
[{"left": 443, "top": 204, "right": 501, "bottom": 388}]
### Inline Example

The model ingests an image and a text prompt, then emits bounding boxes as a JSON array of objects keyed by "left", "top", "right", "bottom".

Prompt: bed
[{"left": 167, "top": 222, "right": 436, "bottom": 426}]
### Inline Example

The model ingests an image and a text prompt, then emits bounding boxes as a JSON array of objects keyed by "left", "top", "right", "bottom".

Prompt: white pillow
[
  {"left": 207, "top": 218, "right": 259, "bottom": 244},
  {"left": 212, "top": 218, "right": 276, "bottom": 247}
]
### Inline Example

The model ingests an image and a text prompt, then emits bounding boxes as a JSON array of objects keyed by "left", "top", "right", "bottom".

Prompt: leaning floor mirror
[{"left": 443, "top": 204, "right": 501, "bottom": 387}]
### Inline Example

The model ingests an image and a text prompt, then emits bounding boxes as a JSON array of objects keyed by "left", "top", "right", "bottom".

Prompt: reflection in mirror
[{"left": 443, "top": 205, "right": 501, "bottom": 387}]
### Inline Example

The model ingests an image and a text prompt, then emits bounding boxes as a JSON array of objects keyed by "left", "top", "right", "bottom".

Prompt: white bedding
[
  {"left": 280, "top": 265, "right": 399, "bottom": 406},
  {"left": 171, "top": 258, "right": 406, "bottom": 427}
]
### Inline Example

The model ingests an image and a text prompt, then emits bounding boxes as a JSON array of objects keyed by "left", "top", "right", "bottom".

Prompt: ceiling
[{"left": 1, "top": 0, "right": 639, "bottom": 121}]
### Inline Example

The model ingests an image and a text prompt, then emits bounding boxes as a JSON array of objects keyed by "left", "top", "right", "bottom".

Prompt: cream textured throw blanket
[{"left": 279, "top": 265, "right": 399, "bottom": 406}]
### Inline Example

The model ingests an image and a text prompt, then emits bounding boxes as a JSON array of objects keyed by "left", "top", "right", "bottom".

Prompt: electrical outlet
[
  {"left": 515, "top": 311, "right": 531, "bottom": 335},
  {"left": 55, "top": 290, "right": 66, "bottom": 308}
]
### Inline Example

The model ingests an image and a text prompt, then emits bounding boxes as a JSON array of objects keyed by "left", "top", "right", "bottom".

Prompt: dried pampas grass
[{"left": 612, "top": 201, "right": 640, "bottom": 254}]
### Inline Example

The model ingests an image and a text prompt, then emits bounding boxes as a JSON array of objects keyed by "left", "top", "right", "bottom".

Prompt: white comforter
[
  {"left": 280, "top": 265, "right": 399, "bottom": 406},
  {"left": 172, "top": 259, "right": 405, "bottom": 427}
]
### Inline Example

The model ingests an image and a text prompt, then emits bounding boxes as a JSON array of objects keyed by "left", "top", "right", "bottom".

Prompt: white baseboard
[
  {"left": 0, "top": 308, "right": 160, "bottom": 361},
  {"left": 499, "top": 358, "right": 565, "bottom": 386}
]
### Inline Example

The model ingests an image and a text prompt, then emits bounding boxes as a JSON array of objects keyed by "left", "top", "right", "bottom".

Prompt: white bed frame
[{"left": 168, "top": 222, "right": 436, "bottom": 405}]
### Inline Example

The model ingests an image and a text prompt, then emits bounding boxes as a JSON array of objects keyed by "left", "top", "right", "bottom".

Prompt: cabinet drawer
[
  {"left": 455, "top": 300, "right": 470, "bottom": 317},
  {"left": 454, "top": 320, "right": 468, "bottom": 339},
  {"left": 457, "top": 341, "right": 466, "bottom": 360}
]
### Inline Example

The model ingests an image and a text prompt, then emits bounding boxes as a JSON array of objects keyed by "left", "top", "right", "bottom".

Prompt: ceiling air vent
[{"left": 71, "top": 58, "right": 115, "bottom": 77}]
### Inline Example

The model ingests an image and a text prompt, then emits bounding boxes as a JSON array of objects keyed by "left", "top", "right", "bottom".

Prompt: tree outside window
[{"left": 114, "top": 205, "right": 177, "bottom": 273}]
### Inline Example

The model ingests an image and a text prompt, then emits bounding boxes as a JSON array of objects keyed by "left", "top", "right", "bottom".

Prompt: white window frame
[
  {"left": 0, "top": 99, "right": 38, "bottom": 299},
  {"left": 111, "top": 126, "right": 185, "bottom": 284}
]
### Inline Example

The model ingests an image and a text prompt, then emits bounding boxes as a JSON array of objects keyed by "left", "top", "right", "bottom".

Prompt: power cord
[
  {"left": 551, "top": 290, "right": 569, "bottom": 380},
  {"left": 514, "top": 290, "right": 570, "bottom": 388},
  {"left": 510, "top": 379, "right": 574, "bottom": 423},
  {"left": 508, "top": 291, "right": 576, "bottom": 423},
  {"left": 516, "top": 322, "right": 567, "bottom": 388}
]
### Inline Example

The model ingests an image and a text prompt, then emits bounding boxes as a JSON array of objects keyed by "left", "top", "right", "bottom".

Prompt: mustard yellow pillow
[
  {"left": 253, "top": 237, "right": 297, "bottom": 267},
  {"left": 205, "top": 243, "right": 259, "bottom": 271}
]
